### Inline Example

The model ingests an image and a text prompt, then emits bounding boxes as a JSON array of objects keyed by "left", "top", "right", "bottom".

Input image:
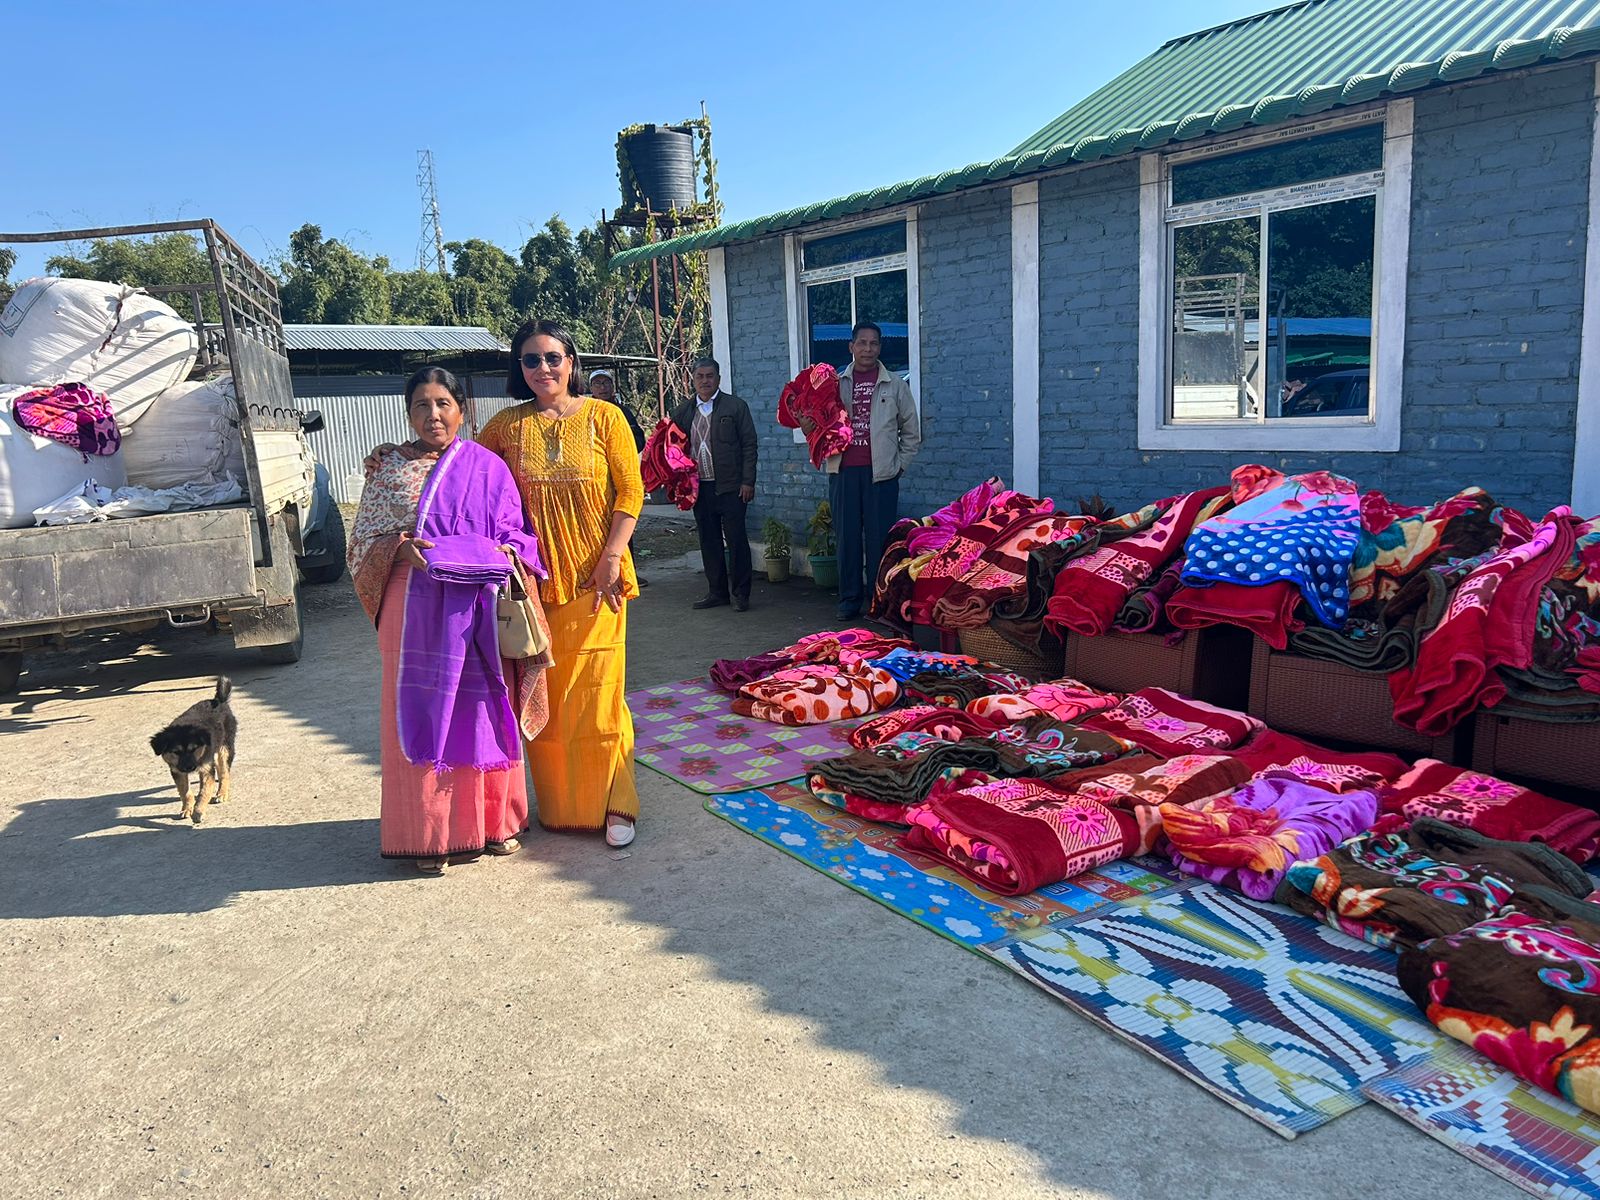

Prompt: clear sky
[{"left": 3, "top": 0, "right": 1269, "bottom": 279}]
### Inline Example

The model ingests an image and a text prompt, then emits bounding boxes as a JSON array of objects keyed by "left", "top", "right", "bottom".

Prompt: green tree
[
  {"left": 444, "top": 238, "right": 518, "bottom": 336},
  {"left": 390, "top": 269, "right": 454, "bottom": 325},
  {"left": 0, "top": 247, "right": 15, "bottom": 307},
  {"left": 512, "top": 217, "right": 584, "bottom": 335},
  {"left": 279, "top": 224, "right": 392, "bottom": 324},
  {"left": 44, "top": 232, "right": 216, "bottom": 319}
]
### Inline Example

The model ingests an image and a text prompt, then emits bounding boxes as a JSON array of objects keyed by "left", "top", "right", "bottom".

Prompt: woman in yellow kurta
[{"left": 478, "top": 319, "right": 645, "bottom": 846}]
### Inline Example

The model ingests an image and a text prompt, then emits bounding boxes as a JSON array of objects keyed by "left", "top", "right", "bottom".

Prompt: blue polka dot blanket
[{"left": 1180, "top": 472, "right": 1363, "bottom": 627}]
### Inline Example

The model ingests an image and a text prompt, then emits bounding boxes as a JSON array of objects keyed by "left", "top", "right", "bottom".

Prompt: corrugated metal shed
[
  {"left": 296, "top": 374, "right": 628, "bottom": 503},
  {"left": 296, "top": 374, "right": 524, "bottom": 502},
  {"left": 284, "top": 324, "right": 508, "bottom": 352},
  {"left": 610, "top": 0, "right": 1600, "bottom": 268}
]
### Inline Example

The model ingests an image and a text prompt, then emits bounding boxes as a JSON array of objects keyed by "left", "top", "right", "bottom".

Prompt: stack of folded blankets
[{"left": 868, "top": 461, "right": 1600, "bottom": 733}]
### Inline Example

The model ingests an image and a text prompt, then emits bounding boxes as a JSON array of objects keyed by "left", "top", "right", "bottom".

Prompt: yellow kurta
[{"left": 479, "top": 399, "right": 646, "bottom": 830}]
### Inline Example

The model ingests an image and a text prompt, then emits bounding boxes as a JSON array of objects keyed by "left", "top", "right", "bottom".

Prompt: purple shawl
[{"left": 397, "top": 439, "right": 545, "bottom": 772}]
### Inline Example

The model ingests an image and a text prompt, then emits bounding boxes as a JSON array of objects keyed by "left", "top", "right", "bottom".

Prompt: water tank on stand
[{"left": 619, "top": 125, "right": 697, "bottom": 213}]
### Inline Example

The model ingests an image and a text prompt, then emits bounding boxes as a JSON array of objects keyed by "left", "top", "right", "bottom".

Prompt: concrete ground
[{"left": 0, "top": 508, "right": 1519, "bottom": 1200}]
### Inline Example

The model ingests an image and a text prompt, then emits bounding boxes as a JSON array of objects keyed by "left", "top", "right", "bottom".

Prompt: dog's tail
[{"left": 212, "top": 676, "right": 232, "bottom": 707}]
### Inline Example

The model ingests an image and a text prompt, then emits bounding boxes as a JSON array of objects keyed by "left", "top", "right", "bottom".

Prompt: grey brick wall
[
  {"left": 728, "top": 192, "right": 1015, "bottom": 547},
  {"left": 724, "top": 238, "right": 817, "bottom": 545},
  {"left": 1037, "top": 64, "right": 1593, "bottom": 516},
  {"left": 726, "top": 63, "right": 1594, "bottom": 538},
  {"left": 905, "top": 189, "right": 1013, "bottom": 516}
]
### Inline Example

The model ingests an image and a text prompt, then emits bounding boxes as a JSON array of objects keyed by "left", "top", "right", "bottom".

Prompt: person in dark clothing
[
  {"left": 670, "top": 357, "right": 758, "bottom": 612},
  {"left": 589, "top": 369, "right": 645, "bottom": 450}
]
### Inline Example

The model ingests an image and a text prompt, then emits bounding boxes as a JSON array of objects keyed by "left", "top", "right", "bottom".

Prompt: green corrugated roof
[
  {"left": 611, "top": 0, "right": 1600, "bottom": 269},
  {"left": 1014, "top": 0, "right": 1600, "bottom": 154}
]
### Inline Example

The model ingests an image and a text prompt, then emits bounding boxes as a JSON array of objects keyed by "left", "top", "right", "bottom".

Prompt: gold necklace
[{"left": 535, "top": 396, "right": 580, "bottom": 462}]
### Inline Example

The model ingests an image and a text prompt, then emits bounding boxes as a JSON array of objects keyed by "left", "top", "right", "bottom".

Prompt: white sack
[
  {"left": 119, "top": 374, "right": 245, "bottom": 490},
  {"left": 0, "top": 278, "right": 200, "bottom": 425},
  {"left": 33, "top": 475, "right": 245, "bottom": 526},
  {"left": 0, "top": 385, "right": 127, "bottom": 529}
]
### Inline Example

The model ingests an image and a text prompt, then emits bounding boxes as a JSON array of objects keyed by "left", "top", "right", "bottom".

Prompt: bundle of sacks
[
  {"left": 713, "top": 629, "right": 1600, "bottom": 1115},
  {"left": 0, "top": 278, "right": 247, "bottom": 528},
  {"left": 871, "top": 464, "right": 1600, "bottom": 734}
]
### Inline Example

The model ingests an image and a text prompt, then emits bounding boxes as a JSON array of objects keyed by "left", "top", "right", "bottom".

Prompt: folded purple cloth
[
  {"left": 420, "top": 535, "right": 514, "bottom": 586},
  {"left": 397, "top": 440, "right": 541, "bottom": 772}
]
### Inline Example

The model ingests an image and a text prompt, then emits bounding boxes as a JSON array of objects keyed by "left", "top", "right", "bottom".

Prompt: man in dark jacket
[{"left": 672, "top": 357, "right": 758, "bottom": 611}]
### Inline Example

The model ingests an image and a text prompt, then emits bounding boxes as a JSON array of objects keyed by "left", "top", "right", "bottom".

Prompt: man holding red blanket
[{"left": 800, "top": 323, "right": 921, "bottom": 619}]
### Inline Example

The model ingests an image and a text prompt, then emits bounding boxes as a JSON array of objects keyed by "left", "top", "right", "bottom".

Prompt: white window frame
[
  {"left": 784, "top": 215, "right": 921, "bottom": 444},
  {"left": 1137, "top": 101, "right": 1412, "bottom": 452}
]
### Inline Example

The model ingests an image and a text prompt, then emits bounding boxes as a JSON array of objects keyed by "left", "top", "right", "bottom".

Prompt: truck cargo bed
[{"left": 0, "top": 508, "right": 258, "bottom": 631}]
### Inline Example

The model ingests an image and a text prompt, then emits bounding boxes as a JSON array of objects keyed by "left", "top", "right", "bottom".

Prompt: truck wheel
[
  {"left": 257, "top": 583, "right": 304, "bottom": 664},
  {"left": 300, "top": 505, "right": 347, "bottom": 586},
  {"left": 0, "top": 653, "right": 22, "bottom": 695}
]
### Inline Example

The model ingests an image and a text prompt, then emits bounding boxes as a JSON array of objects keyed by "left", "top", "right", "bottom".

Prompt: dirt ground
[{"left": 0, "top": 509, "right": 1519, "bottom": 1199}]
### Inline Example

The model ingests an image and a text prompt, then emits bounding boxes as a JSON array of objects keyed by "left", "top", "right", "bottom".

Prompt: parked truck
[{"left": 0, "top": 220, "right": 339, "bottom": 692}]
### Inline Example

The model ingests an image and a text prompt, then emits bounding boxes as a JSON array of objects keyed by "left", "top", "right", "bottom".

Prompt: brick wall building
[{"left": 618, "top": 4, "right": 1600, "bottom": 568}]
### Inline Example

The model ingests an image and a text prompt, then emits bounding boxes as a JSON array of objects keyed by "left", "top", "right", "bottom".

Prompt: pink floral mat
[{"left": 630, "top": 677, "right": 864, "bottom": 794}]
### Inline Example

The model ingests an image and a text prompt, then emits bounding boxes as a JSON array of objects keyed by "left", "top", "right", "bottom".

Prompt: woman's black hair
[
  {"left": 506, "top": 318, "right": 584, "bottom": 399},
  {"left": 403, "top": 366, "right": 466, "bottom": 413}
]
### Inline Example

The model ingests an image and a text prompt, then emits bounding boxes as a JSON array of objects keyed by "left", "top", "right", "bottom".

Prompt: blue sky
[{"left": 3, "top": 0, "right": 1268, "bottom": 279}]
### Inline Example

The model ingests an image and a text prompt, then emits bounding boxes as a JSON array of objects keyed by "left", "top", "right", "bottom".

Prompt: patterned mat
[
  {"left": 1364, "top": 1043, "right": 1600, "bottom": 1200},
  {"left": 631, "top": 678, "right": 864, "bottom": 794},
  {"left": 983, "top": 883, "right": 1445, "bottom": 1137},
  {"left": 704, "top": 782, "right": 1178, "bottom": 950}
]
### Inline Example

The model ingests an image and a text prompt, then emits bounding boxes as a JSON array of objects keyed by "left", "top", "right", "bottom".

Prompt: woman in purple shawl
[{"left": 349, "top": 368, "right": 550, "bottom": 875}]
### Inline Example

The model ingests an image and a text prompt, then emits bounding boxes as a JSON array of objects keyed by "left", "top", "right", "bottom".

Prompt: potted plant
[
  {"left": 806, "top": 500, "right": 838, "bottom": 591},
  {"left": 762, "top": 518, "right": 792, "bottom": 583}
]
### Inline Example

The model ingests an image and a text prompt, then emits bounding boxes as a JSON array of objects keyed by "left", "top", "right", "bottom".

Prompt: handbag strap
[{"left": 502, "top": 564, "right": 529, "bottom": 602}]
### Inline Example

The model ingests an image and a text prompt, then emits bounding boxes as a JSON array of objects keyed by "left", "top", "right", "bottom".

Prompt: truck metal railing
[{"left": 0, "top": 220, "right": 303, "bottom": 562}]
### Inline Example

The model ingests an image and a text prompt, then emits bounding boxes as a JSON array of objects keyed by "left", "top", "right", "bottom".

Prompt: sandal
[
  {"left": 484, "top": 837, "right": 521, "bottom": 856},
  {"left": 416, "top": 857, "right": 448, "bottom": 875}
]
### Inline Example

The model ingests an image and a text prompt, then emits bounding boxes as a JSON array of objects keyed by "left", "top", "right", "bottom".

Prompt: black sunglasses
[{"left": 521, "top": 351, "right": 569, "bottom": 370}]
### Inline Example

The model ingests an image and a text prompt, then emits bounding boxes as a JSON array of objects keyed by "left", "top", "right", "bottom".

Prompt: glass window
[
  {"left": 1166, "top": 123, "right": 1380, "bottom": 425},
  {"left": 807, "top": 280, "right": 852, "bottom": 369},
  {"left": 803, "top": 224, "right": 906, "bottom": 270},
  {"left": 800, "top": 222, "right": 912, "bottom": 376},
  {"left": 1171, "top": 123, "right": 1383, "bottom": 206},
  {"left": 1171, "top": 216, "right": 1262, "bottom": 420}
]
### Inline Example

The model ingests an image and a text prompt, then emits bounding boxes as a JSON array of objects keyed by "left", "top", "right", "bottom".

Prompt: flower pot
[
  {"left": 764, "top": 555, "right": 790, "bottom": 583},
  {"left": 808, "top": 554, "right": 838, "bottom": 591}
]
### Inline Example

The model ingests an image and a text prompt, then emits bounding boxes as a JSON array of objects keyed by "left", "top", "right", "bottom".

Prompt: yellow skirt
[{"left": 527, "top": 595, "right": 639, "bottom": 831}]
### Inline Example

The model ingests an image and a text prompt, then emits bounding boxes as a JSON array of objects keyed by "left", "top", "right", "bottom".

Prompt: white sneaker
[{"left": 605, "top": 817, "right": 636, "bottom": 848}]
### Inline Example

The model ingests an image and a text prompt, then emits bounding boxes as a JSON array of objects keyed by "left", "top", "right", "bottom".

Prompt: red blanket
[
  {"left": 903, "top": 773, "right": 1140, "bottom": 896},
  {"left": 732, "top": 662, "right": 901, "bottom": 725},
  {"left": 777, "top": 363, "right": 851, "bottom": 469},
  {"left": 1046, "top": 487, "right": 1231, "bottom": 637},
  {"left": 930, "top": 510, "right": 1089, "bottom": 630},
  {"left": 1391, "top": 508, "right": 1577, "bottom": 735},
  {"left": 909, "top": 491, "right": 1054, "bottom": 627},
  {"left": 1227, "top": 729, "right": 1409, "bottom": 793},
  {"left": 847, "top": 704, "right": 1001, "bottom": 750},
  {"left": 640, "top": 417, "right": 697, "bottom": 510},
  {"left": 1166, "top": 580, "right": 1305, "bottom": 650},
  {"left": 1371, "top": 758, "right": 1600, "bottom": 864},
  {"left": 1081, "top": 688, "right": 1264, "bottom": 757}
]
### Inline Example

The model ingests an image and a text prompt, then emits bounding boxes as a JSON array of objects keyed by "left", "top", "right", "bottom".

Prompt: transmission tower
[{"left": 416, "top": 149, "right": 447, "bottom": 275}]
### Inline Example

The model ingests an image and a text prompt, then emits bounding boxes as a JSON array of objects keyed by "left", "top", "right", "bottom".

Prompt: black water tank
[{"left": 620, "top": 125, "right": 697, "bottom": 212}]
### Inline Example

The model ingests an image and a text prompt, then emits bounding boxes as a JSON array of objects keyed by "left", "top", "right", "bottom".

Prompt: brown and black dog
[{"left": 149, "top": 677, "right": 238, "bottom": 824}]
